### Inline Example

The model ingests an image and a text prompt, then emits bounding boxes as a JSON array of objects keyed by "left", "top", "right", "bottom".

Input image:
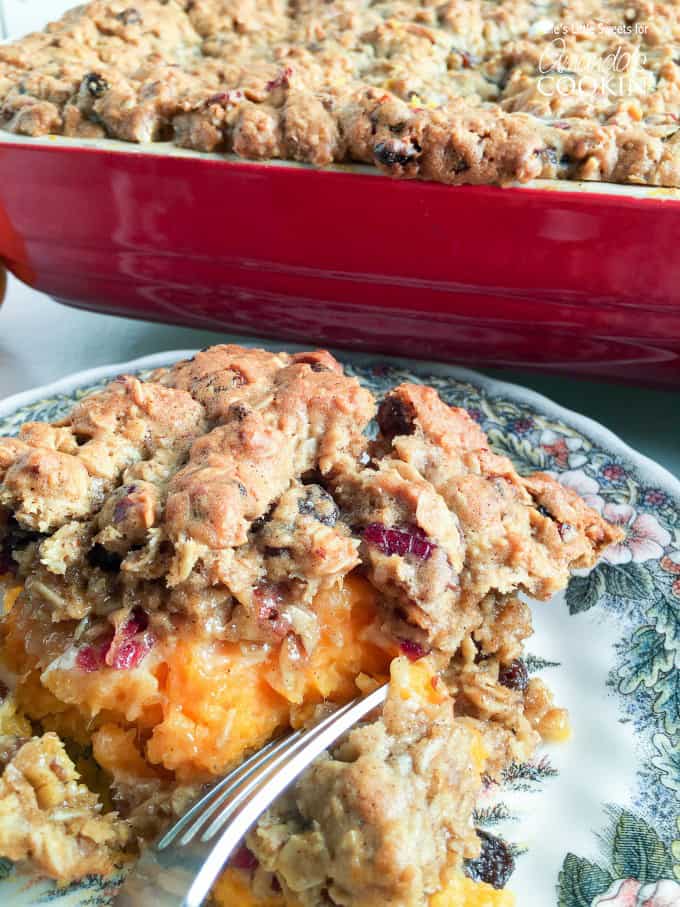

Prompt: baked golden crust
[
  {"left": 331, "top": 382, "right": 621, "bottom": 651},
  {"left": 0, "top": 0, "right": 678, "bottom": 187}
]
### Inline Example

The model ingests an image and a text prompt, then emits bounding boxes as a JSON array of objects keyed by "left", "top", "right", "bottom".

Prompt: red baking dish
[{"left": 1, "top": 133, "right": 679, "bottom": 386}]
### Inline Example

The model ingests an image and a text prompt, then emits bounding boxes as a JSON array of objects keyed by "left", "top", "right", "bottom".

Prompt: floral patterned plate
[{"left": 0, "top": 349, "right": 678, "bottom": 907}]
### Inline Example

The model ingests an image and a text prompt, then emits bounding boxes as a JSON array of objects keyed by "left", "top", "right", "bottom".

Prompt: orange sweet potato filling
[{"left": 1, "top": 574, "right": 393, "bottom": 784}]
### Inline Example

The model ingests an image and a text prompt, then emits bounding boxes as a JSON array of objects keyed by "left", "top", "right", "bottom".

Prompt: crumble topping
[{"left": 0, "top": 1, "right": 678, "bottom": 187}]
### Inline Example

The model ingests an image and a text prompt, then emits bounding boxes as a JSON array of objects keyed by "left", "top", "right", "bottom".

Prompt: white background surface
[
  {"left": 0, "top": 1, "right": 677, "bottom": 479},
  {"left": 0, "top": 1, "right": 79, "bottom": 37}
]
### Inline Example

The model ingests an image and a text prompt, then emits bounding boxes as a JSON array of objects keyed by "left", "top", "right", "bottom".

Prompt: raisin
[
  {"left": 363, "top": 523, "right": 434, "bottom": 560},
  {"left": 228, "top": 403, "right": 249, "bottom": 421},
  {"left": 538, "top": 147, "right": 558, "bottom": 166},
  {"left": 374, "top": 139, "right": 420, "bottom": 166},
  {"left": 377, "top": 395, "right": 415, "bottom": 438},
  {"left": 0, "top": 548, "right": 12, "bottom": 575},
  {"left": 87, "top": 544, "right": 122, "bottom": 573},
  {"left": 84, "top": 73, "right": 109, "bottom": 98},
  {"left": 536, "top": 504, "right": 553, "bottom": 519},
  {"left": 298, "top": 487, "right": 338, "bottom": 527},
  {"left": 498, "top": 659, "right": 529, "bottom": 692},
  {"left": 465, "top": 830, "right": 515, "bottom": 889},
  {"left": 116, "top": 8, "right": 142, "bottom": 25}
]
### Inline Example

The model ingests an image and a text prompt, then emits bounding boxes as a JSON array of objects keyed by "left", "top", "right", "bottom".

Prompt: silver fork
[{"left": 115, "top": 683, "right": 388, "bottom": 907}]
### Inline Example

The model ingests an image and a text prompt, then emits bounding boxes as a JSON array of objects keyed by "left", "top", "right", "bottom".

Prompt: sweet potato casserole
[
  {"left": 0, "top": 1, "right": 679, "bottom": 187},
  {"left": 0, "top": 345, "right": 621, "bottom": 905}
]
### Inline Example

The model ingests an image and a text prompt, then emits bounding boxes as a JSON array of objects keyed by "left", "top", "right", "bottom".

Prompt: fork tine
[
  {"left": 182, "top": 684, "right": 388, "bottom": 907},
  {"left": 157, "top": 734, "right": 293, "bottom": 850},
  {"left": 174, "top": 696, "right": 360, "bottom": 848},
  {"left": 176, "top": 729, "right": 302, "bottom": 847},
  {"left": 197, "top": 696, "right": 366, "bottom": 843}
]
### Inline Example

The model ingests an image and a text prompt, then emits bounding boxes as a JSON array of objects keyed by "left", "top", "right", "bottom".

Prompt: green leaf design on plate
[
  {"left": 617, "top": 625, "right": 674, "bottom": 694},
  {"left": 603, "top": 563, "right": 656, "bottom": 601},
  {"left": 557, "top": 854, "right": 613, "bottom": 907},
  {"left": 565, "top": 565, "right": 606, "bottom": 615},
  {"left": 646, "top": 594, "right": 680, "bottom": 656},
  {"left": 0, "top": 860, "right": 12, "bottom": 881},
  {"left": 610, "top": 809, "right": 674, "bottom": 882},
  {"left": 652, "top": 666, "right": 680, "bottom": 736}
]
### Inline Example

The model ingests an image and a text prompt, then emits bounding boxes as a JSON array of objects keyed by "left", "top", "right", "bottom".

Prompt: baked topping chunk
[
  {"left": 1, "top": 1, "right": 679, "bottom": 188},
  {"left": 0, "top": 732, "right": 128, "bottom": 882},
  {"left": 249, "top": 658, "right": 485, "bottom": 907}
]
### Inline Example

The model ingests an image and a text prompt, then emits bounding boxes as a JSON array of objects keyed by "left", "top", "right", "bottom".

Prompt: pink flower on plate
[
  {"left": 593, "top": 503, "right": 672, "bottom": 565},
  {"left": 553, "top": 468, "right": 600, "bottom": 499},
  {"left": 592, "top": 879, "right": 641, "bottom": 905},
  {"left": 592, "top": 878, "right": 680, "bottom": 906},
  {"left": 540, "top": 430, "right": 588, "bottom": 469},
  {"left": 637, "top": 879, "right": 680, "bottom": 906}
]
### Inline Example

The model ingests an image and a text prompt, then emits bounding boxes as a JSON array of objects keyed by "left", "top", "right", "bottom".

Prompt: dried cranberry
[
  {"left": 266, "top": 66, "right": 293, "bottom": 91},
  {"left": 254, "top": 584, "right": 291, "bottom": 638},
  {"left": 271, "top": 875, "right": 282, "bottom": 892},
  {"left": 78, "top": 610, "right": 153, "bottom": 673},
  {"left": 106, "top": 609, "right": 153, "bottom": 670},
  {"left": 465, "top": 830, "right": 515, "bottom": 889},
  {"left": 231, "top": 845, "right": 258, "bottom": 871},
  {"left": 377, "top": 395, "right": 415, "bottom": 439},
  {"left": 204, "top": 90, "right": 244, "bottom": 107},
  {"left": 108, "top": 633, "right": 154, "bottom": 671},
  {"left": 123, "top": 608, "right": 149, "bottom": 636},
  {"left": 363, "top": 523, "right": 434, "bottom": 560},
  {"left": 76, "top": 638, "right": 111, "bottom": 673},
  {"left": 84, "top": 73, "right": 109, "bottom": 98},
  {"left": 498, "top": 659, "right": 529, "bottom": 693},
  {"left": 398, "top": 639, "right": 429, "bottom": 661}
]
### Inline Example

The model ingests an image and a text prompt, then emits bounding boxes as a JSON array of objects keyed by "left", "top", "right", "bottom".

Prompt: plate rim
[{"left": 0, "top": 347, "right": 677, "bottom": 499}]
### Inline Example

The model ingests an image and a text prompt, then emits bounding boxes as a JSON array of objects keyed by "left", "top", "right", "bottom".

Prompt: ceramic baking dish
[{"left": 1, "top": 132, "right": 679, "bottom": 386}]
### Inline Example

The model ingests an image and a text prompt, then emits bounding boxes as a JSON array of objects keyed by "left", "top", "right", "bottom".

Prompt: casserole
[{"left": 1, "top": 132, "right": 679, "bottom": 385}]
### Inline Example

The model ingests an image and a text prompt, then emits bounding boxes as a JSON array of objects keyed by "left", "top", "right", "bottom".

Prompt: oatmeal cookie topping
[{"left": 1, "top": 0, "right": 678, "bottom": 187}]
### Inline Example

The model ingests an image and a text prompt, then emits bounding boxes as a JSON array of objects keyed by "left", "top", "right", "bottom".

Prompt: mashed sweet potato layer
[
  {"left": 213, "top": 868, "right": 514, "bottom": 907},
  {"left": 1, "top": 574, "right": 391, "bottom": 783}
]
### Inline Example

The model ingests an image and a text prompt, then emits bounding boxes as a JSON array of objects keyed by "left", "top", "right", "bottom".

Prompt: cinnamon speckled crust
[
  {"left": 1, "top": 1, "right": 679, "bottom": 187},
  {"left": 0, "top": 732, "right": 129, "bottom": 882}
]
